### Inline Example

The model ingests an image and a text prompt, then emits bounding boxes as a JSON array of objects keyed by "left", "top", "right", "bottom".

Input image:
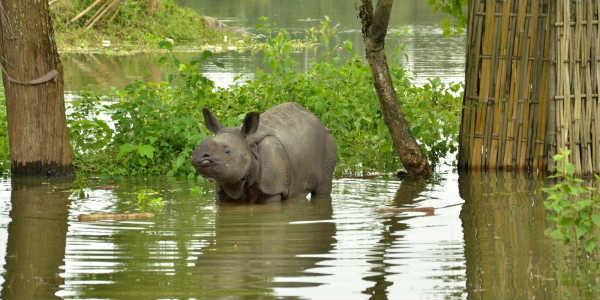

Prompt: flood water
[
  {"left": 1, "top": 0, "right": 599, "bottom": 299},
  {"left": 61, "top": 0, "right": 465, "bottom": 92},
  {"left": 0, "top": 171, "right": 597, "bottom": 299}
]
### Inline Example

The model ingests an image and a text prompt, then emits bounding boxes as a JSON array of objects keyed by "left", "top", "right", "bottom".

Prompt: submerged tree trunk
[
  {"left": 359, "top": 0, "right": 432, "bottom": 177},
  {"left": 0, "top": 0, "right": 74, "bottom": 176}
]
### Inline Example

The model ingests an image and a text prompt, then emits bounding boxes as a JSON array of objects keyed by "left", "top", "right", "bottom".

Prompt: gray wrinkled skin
[{"left": 191, "top": 102, "right": 337, "bottom": 203}]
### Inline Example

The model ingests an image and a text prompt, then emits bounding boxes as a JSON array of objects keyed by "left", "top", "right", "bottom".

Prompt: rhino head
[{"left": 191, "top": 108, "right": 260, "bottom": 200}]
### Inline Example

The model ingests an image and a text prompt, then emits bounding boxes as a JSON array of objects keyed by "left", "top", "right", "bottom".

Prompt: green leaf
[
  {"left": 158, "top": 40, "right": 174, "bottom": 51},
  {"left": 118, "top": 143, "right": 136, "bottom": 159},
  {"left": 584, "top": 238, "right": 597, "bottom": 253},
  {"left": 137, "top": 144, "right": 156, "bottom": 159},
  {"left": 565, "top": 163, "right": 575, "bottom": 175},
  {"left": 592, "top": 214, "right": 600, "bottom": 227}
]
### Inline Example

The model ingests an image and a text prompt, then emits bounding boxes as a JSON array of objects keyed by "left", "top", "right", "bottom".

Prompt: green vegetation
[
  {"left": 0, "top": 88, "right": 8, "bottom": 174},
  {"left": 65, "top": 24, "right": 460, "bottom": 178},
  {"left": 50, "top": 0, "right": 247, "bottom": 52},
  {"left": 0, "top": 21, "right": 462, "bottom": 178},
  {"left": 543, "top": 149, "right": 600, "bottom": 254},
  {"left": 428, "top": 0, "right": 467, "bottom": 36}
]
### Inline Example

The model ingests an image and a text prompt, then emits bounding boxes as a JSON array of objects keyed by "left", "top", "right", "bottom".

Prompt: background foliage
[
  {"left": 50, "top": 0, "right": 239, "bottom": 50},
  {"left": 62, "top": 22, "right": 462, "bottom": 178},
  {"left": 0, "top": 20, "right": 462, "bottom": 178}
]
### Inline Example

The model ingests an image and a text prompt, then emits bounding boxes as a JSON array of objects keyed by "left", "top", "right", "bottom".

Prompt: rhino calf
[{"left": 191, "top": 102, "right": 337, "bottom": 203}]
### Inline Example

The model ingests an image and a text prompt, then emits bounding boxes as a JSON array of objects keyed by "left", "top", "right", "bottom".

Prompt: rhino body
[{"left": 191, "top": 102, "right": 337, "bottom": 203}]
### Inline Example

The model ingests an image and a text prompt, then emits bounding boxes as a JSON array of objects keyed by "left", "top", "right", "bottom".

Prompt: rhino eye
[{"left": 224, "top": 149, "right": 231, "bottom": 155}]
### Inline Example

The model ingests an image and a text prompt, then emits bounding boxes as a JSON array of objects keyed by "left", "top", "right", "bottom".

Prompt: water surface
[
  {"left": 61, "top": 0, "right": 465, "bottom": 92},
  {"left": 0, "top": 171, "right": 597, "bottom": 299}
]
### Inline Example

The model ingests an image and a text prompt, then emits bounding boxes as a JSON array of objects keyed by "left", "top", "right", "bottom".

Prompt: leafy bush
[
  {"left": 66, "top": 20, "right": 461, "bottom": 177},
  {"left": 543, "top": 149, "right": 600, "bottom": 254},
  {"left": 50, "top": 0, "right": 241, "bottom": 50},
  {"left": 0, "top": 20, "right": 463, "bottom": 178}
]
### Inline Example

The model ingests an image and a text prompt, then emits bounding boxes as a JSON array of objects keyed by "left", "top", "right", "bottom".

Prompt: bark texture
[
  {"left": 0, "top": 0, "right": 74, "bottom": 176},
  {"left": 359, "top": 0, "right": 432, "bottom": 177}
]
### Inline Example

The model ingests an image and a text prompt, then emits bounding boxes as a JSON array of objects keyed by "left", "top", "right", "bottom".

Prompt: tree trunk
[
  {"left": 149, "top": 0, "right": 160, "bottom": 13},
  {"left": 0, "top": 0, "right": 74, "bottom": 176},
  {"left": 359, "top": 0, "right": 432, "bottom": 177}
]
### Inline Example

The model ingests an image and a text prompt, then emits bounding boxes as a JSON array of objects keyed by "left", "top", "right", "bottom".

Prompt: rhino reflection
[
  {"left": 1, "top": 177, "right": 70, "bottom": 300},
  {"left": 193, "top": 198, "right": 336, "bottom": 297}
]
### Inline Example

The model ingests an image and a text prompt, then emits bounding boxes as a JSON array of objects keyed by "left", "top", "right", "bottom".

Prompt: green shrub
[
  {"left": 64, "top": 20, "right": 462, "bottom": 178},
  {"left": 543, "top": 149, "right": 600, "bottom": 254},
  {"left": 0, "top": 20, "right": 463, "bottom": 178},
  {"left": 50, "top": 0, "right": 238, "bottom": 51}
]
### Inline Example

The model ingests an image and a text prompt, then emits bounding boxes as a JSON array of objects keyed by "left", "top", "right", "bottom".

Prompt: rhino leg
[{"left": 311, "top": 135, "right": 337, "bottom": 199}]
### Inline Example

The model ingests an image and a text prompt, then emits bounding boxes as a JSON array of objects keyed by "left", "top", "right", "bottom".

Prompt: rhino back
[{"left": 257, "top": 102, "right": 337, "bottom": 198}]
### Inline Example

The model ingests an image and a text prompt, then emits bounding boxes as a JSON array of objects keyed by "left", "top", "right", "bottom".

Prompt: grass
[{"left": 50, "top": 0, "right": 250, "bottom": 53}]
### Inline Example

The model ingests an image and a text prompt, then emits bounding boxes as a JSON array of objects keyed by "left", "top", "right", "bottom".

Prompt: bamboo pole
[
  {"left": 84, "top": 0, "right": 110, "bottom": 27},
  {"left": 70, "top": 0, "right": 104, "bottom": 23},
  {"left": 480, "top": 0, "right": 497, "bottom": 169},
  {"left": 589, "top": 0, "right": 600, "bottom": 173},
  {"left": 489, "top": 0, "right": 513, "bottom": 169},
  {"left": 469, "top": 0, "right": 496, "bottom": 170},
  {"left": 498, "top": 1, "right": 519, "bottom": 169},
  {"left": 525, "top": 0, "right": 544, "bottom": 171},
  {"left": 86, "top": 0, "right": 120, "bottom": 29}
]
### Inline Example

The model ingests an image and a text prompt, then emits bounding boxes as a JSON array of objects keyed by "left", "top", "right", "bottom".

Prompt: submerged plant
[{"left": 543, "top": 149, "right": 600, "bottom": 254}]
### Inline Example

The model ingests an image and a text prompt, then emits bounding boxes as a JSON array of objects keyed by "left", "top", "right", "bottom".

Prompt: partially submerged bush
[{"left": 0, "top": 21, "right": 463, "bottom": 178}]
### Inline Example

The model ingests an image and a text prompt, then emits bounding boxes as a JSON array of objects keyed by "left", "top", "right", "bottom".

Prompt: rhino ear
[
  {"left": 241, "top": 112, "right": 259, "bottom": 137},
  {"left": 203, "top": 108, "right": 223, "bottom": 134}
]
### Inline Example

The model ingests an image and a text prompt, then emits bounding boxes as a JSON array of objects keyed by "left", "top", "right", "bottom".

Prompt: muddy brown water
[
  {"left": 0, "top": 170, "right": 597, "bottom": 299},
  {"left": 1, "top": 1, "right": 597, "bottom": 298}
]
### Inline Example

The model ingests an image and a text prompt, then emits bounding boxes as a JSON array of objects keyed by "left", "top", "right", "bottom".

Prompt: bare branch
[{"left": 70, "top": 0, "right": 104, "bottom": 23}]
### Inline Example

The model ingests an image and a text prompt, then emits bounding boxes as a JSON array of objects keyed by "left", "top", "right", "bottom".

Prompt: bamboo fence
[{"left": 459, "top": 0, "right": 600, "bottom": 176}]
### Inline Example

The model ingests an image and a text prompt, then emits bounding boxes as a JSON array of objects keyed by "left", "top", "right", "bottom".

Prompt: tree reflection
[
  {"left": 1, "top": 177, "right": 70, "bottom": 300},
  {"left": 362, "top": 177, "right": 427, "bottom": 300}
]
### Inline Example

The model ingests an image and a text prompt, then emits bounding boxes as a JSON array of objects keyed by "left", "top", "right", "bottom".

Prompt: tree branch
[
  {"left": 371, "top": 0, "right": 393, "bottom": 44},
  {"left": 360, "top": 0, "right": 393, "bottom": 52}
]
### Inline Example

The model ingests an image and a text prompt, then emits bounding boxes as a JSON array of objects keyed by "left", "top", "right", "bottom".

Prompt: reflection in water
[
  {"left": 459, "top": 171, "right": 600, "bottom": 300},
  {"left": 1, "top": 177, "right": 71, "bottom": 299},
  {"left": 459, "top": 171, "right": 549, "bottom": 299},
  {"left": 61, "top": 0, "right": 465, "bottom": 93},
  {"left": 362, "top": 178, "right": 426, "bottom": 300},
  {"left": 4, "top": 171, "right": 597, "bottom": 299},
  {"left": 193, "top": 198, "right": 335, "bottom": 298}
]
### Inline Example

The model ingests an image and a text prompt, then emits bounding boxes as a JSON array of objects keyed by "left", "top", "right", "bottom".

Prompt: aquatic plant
[
  {"left": 543, "top": 149, "right": 600, "bottom": 254},
  {"left": 0, "top": 20, "right": 463, "bottom": 178}
]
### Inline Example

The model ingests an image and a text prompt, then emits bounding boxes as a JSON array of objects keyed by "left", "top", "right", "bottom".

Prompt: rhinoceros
[{"left": 191, "top": 102, "right": 337, "bottom": 203}]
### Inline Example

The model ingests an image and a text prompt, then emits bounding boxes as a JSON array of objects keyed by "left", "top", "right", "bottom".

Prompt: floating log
[
  {"left": 78, "top": 212, "right": 154, "bottom": 222},
  {"left": 375, "top": 207, "right": 435, "bottom": 216},
  {"left": 92, "top": 185, "right": 120, "bottom": 190}
]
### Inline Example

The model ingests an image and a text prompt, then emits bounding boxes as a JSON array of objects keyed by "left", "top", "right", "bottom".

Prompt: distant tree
[
  {"left": 427, "top": 0, "right": 467, "bottom": 35},
  {"left": 359, "top": 0, "right": 432, "bottom": 177},
  {"left": 0, "top": 0, "right": 74, "bottom": 176},
  {"left": 149, "top": 0, "right": 160, "bottom": 13}
]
